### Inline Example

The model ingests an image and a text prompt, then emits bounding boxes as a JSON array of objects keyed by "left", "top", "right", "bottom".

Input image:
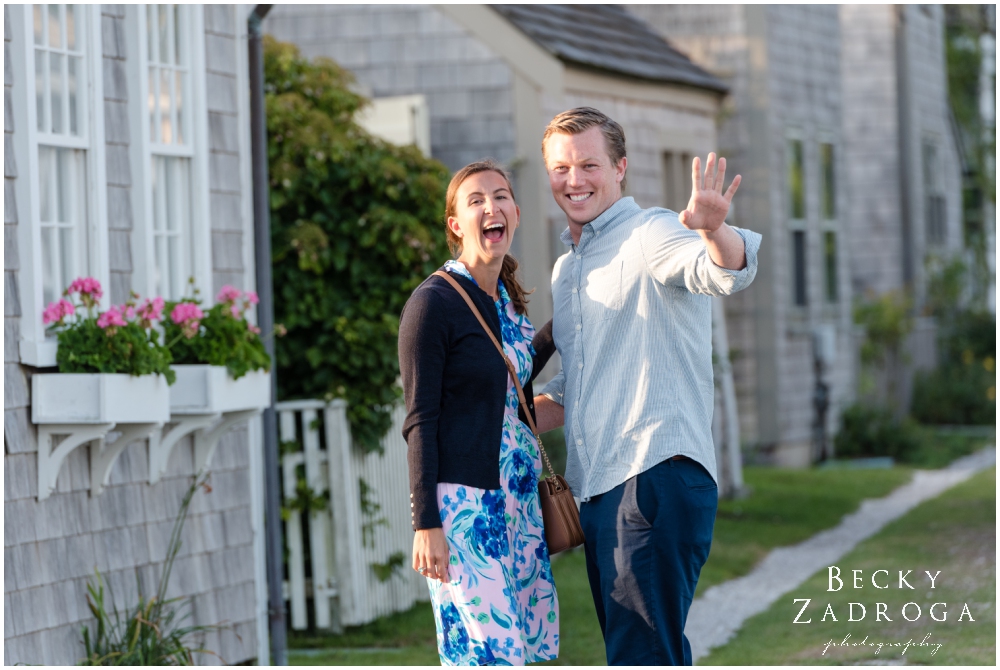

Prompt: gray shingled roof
[{"left": 491, "top": 4, "right": 727, "bottom": 93}]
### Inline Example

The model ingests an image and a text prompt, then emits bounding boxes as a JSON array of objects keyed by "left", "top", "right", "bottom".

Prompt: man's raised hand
[{"left": 678, "top": 153, "right": 741, "bottom": 234}]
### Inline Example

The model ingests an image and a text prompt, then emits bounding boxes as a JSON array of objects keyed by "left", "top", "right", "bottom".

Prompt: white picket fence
[{"left": 276, "top": 399, "right": 428, "bottom": 630}]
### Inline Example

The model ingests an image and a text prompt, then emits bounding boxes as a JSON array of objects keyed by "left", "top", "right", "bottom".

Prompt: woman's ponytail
[{"left": 499, "top": 254, "right": 532, "bottom": 315}]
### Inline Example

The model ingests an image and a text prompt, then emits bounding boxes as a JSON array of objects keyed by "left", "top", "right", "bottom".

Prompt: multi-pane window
[
  {"left": 820, "top": 143, "right": 836, "bottom": 220},
  {"left": 143, "top": 4, "right": 194, "bottom": 300},
  {"left": 32, "top": 4, "right": 90, "bottom": 310},
  {"left": 787, "top": 139, "right": 807, "bottom": 307},
  {"left": 150, "top": 156, "right": 191, "bottom": 299},
  {"left": 146, "top": 4, "right": 189, "bottom": 147},
  {"left": 922, "top": 141, "right": 946, "bottom": 245},
  {"left": 38, "top": 147, "right": 87, "bottom": 306},
  {"left": 792, "top": 230, "right": 807, "bottom": 307},
  {"left": 823, "top": 231, "right": 838, "bottom": 303},
  {"left": 33, "top": 4, "right": 85, "bottom": 136},
  {"left": 820, "top": 142, "right": 838, "bottom": 303},
  {"left": 787, "top": 139, "right": 805, "bottom": 220}
]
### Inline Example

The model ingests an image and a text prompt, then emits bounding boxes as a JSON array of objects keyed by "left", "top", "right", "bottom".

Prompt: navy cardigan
[{"left": 399, "top": 270, "right": 553, "bottom": 530}]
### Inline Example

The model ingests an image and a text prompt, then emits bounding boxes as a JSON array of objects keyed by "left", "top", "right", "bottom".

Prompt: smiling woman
[{"left": 398, "top": 159, "right": 561, "bottom": 665}]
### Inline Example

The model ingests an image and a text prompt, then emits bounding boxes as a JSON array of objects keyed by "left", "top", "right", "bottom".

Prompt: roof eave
[{"left": 557, "top": 57, "right": 729, "bottom": 96}]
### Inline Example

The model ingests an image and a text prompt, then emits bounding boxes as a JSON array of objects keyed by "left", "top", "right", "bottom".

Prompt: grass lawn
[
  {"left": 700, "top": 467, "right": 996, "bottom": 665},
  {"left": 288, "top": 465, "right": 921, "bottom": 665},
  {"left": 699, "top": 466, "right": 914, "bottom": 596}
]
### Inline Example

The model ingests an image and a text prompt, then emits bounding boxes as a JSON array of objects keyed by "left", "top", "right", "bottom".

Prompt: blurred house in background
[
  {"left": 628, "top": 4, "right": 966, "bottom": 464},
  {"left": 264, "top": 3, "right": 728, "bottom": 357},
  {"left": 4, "top": 5, "right": 265, "bottom": 664},
  {"left": 623, "top": 5, "right": 851, "bottom": 465},
  {"left": 265, "top": 4, "right": 976, "bottom": 465}
]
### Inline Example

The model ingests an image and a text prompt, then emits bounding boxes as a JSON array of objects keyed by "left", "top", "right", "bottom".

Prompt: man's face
[{"left": 543, "top": 126, "right": 627, "bottom": 227}]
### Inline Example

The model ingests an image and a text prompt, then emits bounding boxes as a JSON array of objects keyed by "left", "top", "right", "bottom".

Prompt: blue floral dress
[{"left": 427, "top": 261, "right": 559, "bottom": 666}]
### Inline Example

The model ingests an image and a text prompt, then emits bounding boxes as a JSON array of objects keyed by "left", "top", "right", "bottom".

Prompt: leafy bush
[
  {"left": 912, "top": 309, "right": 995, "bottom": 425},
  {"left": 163, "top": 284, "right": 271, "bottom": 380},
  {"left": 265, "top": 37, "right": 451, "bottom": 451},
  {"left": 853, "top": 290, "right": 913, "bottom": 404},
  {"left": 46, "top": 278, "right": 175, "bottom": 384},
  {"left": 79, "top": 477, "right": 223, "bottom": 665},
  {"left": 834, "top": 403, "right": 926, "bottom": 461}
]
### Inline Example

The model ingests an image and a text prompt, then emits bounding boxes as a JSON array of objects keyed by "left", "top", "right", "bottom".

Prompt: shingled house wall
[
  {"left": 628, "top": 5, "right": 852, "bottom": 461},
  {"left": 265, "top": 4, "right": 518, "bottom": 174},
  {"left": 4, "top": 6, "right": 261, "bottom": 665},
  {"left": 264, "top": 4, "right": 725, "bottom": 374}
]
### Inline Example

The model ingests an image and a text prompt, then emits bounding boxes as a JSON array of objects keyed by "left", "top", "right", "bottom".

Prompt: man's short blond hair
[{"left": 542, "top": 107, "right": 628, "bottom": 191}]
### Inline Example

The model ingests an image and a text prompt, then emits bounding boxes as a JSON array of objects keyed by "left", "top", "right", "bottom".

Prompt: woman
[{"left": 398, "top": 160, "right": 559, "bottom": 665}]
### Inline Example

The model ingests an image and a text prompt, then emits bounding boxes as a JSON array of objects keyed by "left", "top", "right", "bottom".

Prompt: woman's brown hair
[{"left": 444, "top": 159, "right": 532, "bottom": 315}]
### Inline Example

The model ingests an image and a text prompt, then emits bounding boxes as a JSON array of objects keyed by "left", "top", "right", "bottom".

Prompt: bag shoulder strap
[{"left": 432, "top": 270, "right": 556, "bottom": 479}]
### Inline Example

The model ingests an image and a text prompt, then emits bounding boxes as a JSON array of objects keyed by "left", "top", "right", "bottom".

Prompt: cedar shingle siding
[{"left": 4, "top": 6, "right": 260, "bottom": 664}]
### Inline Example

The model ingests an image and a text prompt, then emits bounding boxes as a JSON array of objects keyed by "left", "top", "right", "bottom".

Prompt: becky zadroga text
[{"left": 791, "top": 566, "right": 977, "bottom": 624}]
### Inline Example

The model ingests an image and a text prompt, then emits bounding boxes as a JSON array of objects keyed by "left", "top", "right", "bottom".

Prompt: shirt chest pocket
[{"left": 581, "top": 260, "right": 623, "bottom": 323}]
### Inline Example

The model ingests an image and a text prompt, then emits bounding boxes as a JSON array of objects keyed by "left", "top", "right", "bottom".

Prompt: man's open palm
[{"left": 678, "top": 153, "right": 741, "bottom": 233}]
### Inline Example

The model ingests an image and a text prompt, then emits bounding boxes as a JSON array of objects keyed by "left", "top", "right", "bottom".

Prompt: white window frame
[
  {"left": 126, "top": 4, "right": 212, "bottom": 302},
  {"left": 11, "top": 4, "right": 109, "bottom": 367}
]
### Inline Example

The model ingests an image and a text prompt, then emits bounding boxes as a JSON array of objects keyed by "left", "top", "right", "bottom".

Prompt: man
[{"left": 532, "top": 107, "right": 761, "bottom": 665}]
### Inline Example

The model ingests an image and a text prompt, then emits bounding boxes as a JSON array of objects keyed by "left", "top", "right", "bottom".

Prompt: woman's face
[{"left": 447, "top": 170, "right": 519, "bottom": 266}]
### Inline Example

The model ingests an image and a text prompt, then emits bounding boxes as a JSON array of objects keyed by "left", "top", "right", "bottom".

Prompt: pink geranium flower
[
  {"left": 137, "top": 297, "right": 165, "bottom": 325},
  {"left": 97, "top": 306, "right": 127, "bottom": 330},
  {"left": 246, "top": 291, "right": 259, "bottom": 305},
  {"left": 66, "top": 277, "right": 103, "bottom": 309},
  {"left": 170, "top": 302, "right": 204, "bottom": 339},
  {"left": 67, "top": 277, "right": 103, "bottom": 298},
  {"left": 216, "top": 285, "right": 241, "bottom": 303},
  {"left": 42, "top": 298, "right": 75, "bottom": 325}
]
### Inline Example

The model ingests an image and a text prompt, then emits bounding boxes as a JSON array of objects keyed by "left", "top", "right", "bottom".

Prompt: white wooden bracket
[
  {"left": 91, "top": 422, "right": 163, "bottom": 496},
  {"left": 193, "top": 409, "right": 261, "bottom": 473},
  {"left": 37, "top": 423, "right": 115, "bottom": 500},
  {"left": 150, "top": 413, "right": 220, "bottom": 484},
  {"left": 150, "top": 409, "right": 262, "bottom": 483}
]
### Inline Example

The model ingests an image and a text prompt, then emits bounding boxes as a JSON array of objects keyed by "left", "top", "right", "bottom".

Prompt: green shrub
[
  {"left": 265, "top": 37, "right": 451, "bottom": 452},
  {"left": 833, "top": 404, "right": 926, "bottom": 461},
  {"left": 912, "top": 363, "right": 994, "bottom": 425},
  {"left": 912, "top": 310, "right": 995, "bottom": 425}
]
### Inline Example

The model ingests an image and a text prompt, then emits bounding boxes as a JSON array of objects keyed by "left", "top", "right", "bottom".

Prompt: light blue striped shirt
[{"left": 541, "top": 197, "right": 761, "bottom": 501}]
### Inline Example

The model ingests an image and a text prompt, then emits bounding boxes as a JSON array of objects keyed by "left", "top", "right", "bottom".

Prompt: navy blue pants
[{"left": 579, "top": 457, "right": 718, "bottom": 665}]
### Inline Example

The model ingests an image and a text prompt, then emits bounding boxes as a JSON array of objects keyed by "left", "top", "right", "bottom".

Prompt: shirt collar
[
  {"left": 558, "top": 197, "right": 640, "bottom": 247},
  {"left": 443, "top": 259, "right": 509, "bottom": 306}
]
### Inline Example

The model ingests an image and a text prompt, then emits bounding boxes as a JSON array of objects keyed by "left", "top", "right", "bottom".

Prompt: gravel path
[{"left": 685, "top": 447, "right": 996, "bottom": 662}]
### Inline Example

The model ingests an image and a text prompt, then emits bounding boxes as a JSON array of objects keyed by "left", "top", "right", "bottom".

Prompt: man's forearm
[
  {"left": 533, "top": 395, "right": 564, "bottom": 434},
  {"left": 698, "top": 223, "right": 746, "bottom": 270}
]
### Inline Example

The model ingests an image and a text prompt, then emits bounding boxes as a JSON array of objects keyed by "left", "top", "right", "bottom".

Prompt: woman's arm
[
  {"left": 399, "top": 288, "right": 453, "bottom": 580},
  {"left": 533, "top": 394, "right": 564, "bottom": 434},
  {"left": 399, "top": 288, "right": 448, "bottom": 532}
]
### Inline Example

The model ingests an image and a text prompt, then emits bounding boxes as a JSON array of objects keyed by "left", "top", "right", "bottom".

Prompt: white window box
[
  {"left": 31, "top": 372, "right": 171, "bottom": 499},
  {"left": 32, "top": 372, "right": 171, "bottom": 424},
  {"left": 170, "top": 365, "right": 271, "bottom": 414},
  {"left": 150, "top": 365, "right": 271, "bottom": 484}
]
